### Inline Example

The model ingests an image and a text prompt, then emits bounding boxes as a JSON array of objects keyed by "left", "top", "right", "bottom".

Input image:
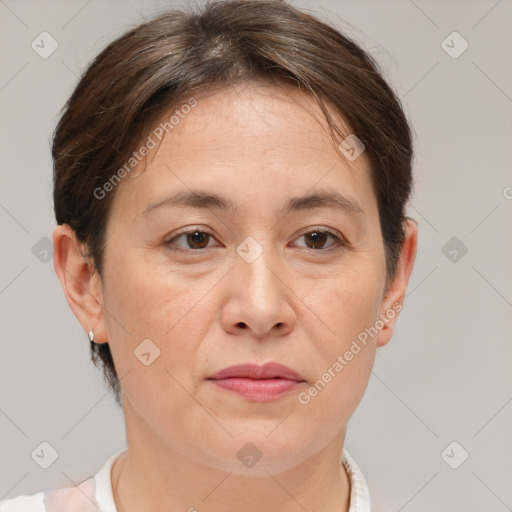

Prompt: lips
[
  {"left": 207, "top": 362, "right": 305, "bottom": 382},
  {"left": 206, "top": 363, "right": 306, "bottom": 402}
]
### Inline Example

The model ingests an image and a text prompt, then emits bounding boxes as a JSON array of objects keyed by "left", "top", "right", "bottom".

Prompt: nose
[{"left": 219, "top": 241, "right": 296, "bottom": 339}]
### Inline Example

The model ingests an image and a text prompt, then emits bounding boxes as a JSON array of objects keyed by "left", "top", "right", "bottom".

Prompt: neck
[{"left": 112, "top": 401, "right": 351, "bottom": 512}]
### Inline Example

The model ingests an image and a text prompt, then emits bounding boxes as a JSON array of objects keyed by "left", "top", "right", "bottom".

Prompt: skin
[{"left": 53, "top": 81, "right": 418, "bottom": 512}]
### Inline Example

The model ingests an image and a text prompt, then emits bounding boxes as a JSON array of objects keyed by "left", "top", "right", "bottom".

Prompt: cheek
[
  {"left": 104, "top": 252, "right": 206, "bottom": 339},
  {"left": 101, "top": 254, "right": 213, "bottom": 392},
  {"left": 295, "top": 304, "right": 377, "bottom": 444},
  {"left": 293, "top": 260, "right": 382, "bottom": 421},
  {"left": 304, "top": 258, "right": 384, "bottom": 347},
  {"left": 101, "top": 265, "right": 200, "bottom": 430}
]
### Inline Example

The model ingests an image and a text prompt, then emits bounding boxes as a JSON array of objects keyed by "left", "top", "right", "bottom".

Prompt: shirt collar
[{"left": 342, "top": 448, "right": 372, "bottom": 512}]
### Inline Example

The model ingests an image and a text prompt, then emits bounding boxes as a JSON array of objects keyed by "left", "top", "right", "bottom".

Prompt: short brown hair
[{"left": 52, "top": 0, "right": 415, "bottom": 405}]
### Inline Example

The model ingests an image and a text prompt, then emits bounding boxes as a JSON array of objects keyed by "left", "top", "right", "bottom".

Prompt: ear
[
  {"left": 376, "top": 218, "right": 418, "bottom": 348},
  {"left": 52, "top": 224, "right": 108, "bottom": 344}
]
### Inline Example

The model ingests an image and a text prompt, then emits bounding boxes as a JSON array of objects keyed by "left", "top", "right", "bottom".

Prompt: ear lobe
[
  {"left": 376, "top": 218, "right": 418, "bottom": 348},
  {"left": 52, "top": 224, "right": 108, "bottom": 344}
]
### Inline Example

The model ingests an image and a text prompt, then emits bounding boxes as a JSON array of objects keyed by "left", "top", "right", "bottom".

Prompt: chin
[{"left": 196, "top": 427, "right": 313, "bottom": 475}]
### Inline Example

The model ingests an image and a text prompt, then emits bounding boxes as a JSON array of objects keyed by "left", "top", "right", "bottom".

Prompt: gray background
[{"left": 1, "top": 0, "right": 511, "bottom": 510}]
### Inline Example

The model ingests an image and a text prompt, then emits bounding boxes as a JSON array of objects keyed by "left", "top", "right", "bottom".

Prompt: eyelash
[{"left": 164, "top": 227, "right": 348, "bottom": 254}]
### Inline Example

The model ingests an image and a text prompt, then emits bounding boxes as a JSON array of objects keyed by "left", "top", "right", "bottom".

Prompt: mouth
[{"left": 206, "top": 362, "right": 306, "bottom": 402}]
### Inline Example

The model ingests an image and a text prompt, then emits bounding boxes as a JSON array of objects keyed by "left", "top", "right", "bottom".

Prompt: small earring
[{"left": 88, "top": 330, "right": 95, "bottom": 343}]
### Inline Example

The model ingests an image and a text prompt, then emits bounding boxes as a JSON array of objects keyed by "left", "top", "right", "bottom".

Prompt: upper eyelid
[
  {"left": 168, "top": 226, "right": 342, "bottom": 240},
  {"left": 170, "top": 224, "right": 343, "bottom": 236}
]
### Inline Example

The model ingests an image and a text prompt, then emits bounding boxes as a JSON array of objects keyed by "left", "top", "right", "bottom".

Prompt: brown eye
[
  {"left": 295, "top": 229, "right": 346, "bottom": 251},
  {"left": 166, "top": 229, "right": 217, "bottom": 252},
  {"left": 304, "top": 231, "right": 329, "bottom": 249},
  {"left": 183, "top": 231, "right": 211, "bottom": 249}
]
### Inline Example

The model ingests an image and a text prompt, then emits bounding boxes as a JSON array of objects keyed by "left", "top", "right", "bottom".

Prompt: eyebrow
[{"left": 142, "top": 189, "right": 364, "bottom": 217}]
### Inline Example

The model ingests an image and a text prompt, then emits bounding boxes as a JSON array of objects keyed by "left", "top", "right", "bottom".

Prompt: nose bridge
[
  {"left": 235, "top": 235, "right": 281, "bottom": 306},
  {"left": 227, "top": 234, "right": 293, "bottom": 336}
]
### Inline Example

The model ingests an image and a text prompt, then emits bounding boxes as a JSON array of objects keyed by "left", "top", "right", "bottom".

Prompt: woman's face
[{"left": 61, "top": 82, "right": 416, "bottom": 474}]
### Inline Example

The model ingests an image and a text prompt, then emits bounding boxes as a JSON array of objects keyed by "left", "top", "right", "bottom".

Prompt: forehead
[{"left": 110, "top": 82, "right": 377, "bottom": 223}]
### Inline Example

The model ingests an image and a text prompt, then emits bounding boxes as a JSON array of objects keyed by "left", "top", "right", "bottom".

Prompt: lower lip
[{"left": 208, "top": 377, "right": 302, "bottom": 402}]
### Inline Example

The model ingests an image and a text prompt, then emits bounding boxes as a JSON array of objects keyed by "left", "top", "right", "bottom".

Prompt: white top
[{"left": 0, "top": 447, "right": 371, "bottom": 511}]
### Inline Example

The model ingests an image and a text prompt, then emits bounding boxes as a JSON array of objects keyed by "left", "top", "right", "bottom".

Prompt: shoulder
[
  {"left": 0, "top": 449, "right": 124, "bottom": 512},
  {"left": 0, "top": 492, "right": 45, "bottom": 511},
  {"left": 0, "top": 476, "right": 98, "bottom": 512}
]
